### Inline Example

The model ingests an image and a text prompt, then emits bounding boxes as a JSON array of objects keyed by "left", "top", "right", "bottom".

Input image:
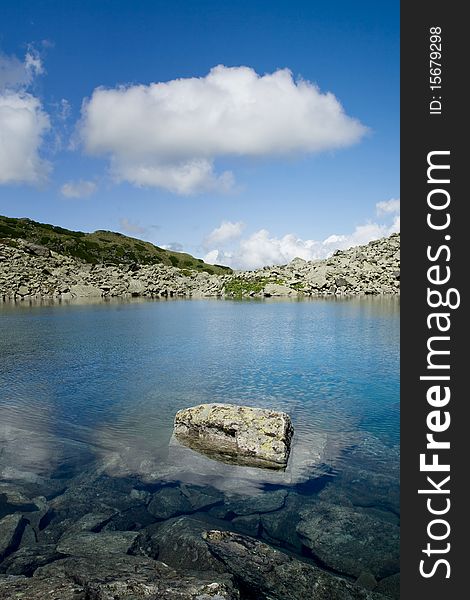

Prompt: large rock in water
[{"left": 174, "top": 404, "right": 294, "bottom": 469}]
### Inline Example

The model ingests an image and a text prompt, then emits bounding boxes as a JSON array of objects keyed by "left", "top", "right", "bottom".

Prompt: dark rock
[
  {"left": 259, "top": 492, "right": 304, "bottom": 549},
  {"left": 150, "top": 515, "right": 226, "bottom": 573},
  {"left": 204, "top": 530, "right": 386, "bottom": 599},
  {"left": 148, "top": 486, "right": 192, "bottom": 519},
  {"left": 296, "top": 501, "right": 400, "bottom": 579},
  {"left": 0, "top": 544, "right": 65, "bottom": 576},
  {"left": 318, "top": 467, "right": 400, "bottom": 516},
  {"left": 0, "top": 514, "right": 26, "bottom": 561},
  {"left": 101, "top": 505, "right": 155, "bottom": 531},
  {"left": 0, "top": 575, "right": 85, "bottom": 599},
  {"left": 36, "top": 554, "right": 239, "bottom": 599},
  {"left": 19, "top": 523, "right": 37, "bottom": 547},
  {"left": 231, "top": 514, "right": 261, "bottom": 537},
  {"left": 181, "top": 483, "right": 224, "bottom": 511},
  {"left": 56, "top": 530, "right": 142, "bottom": 557},
  {"left": 356, "top": 571, "right": 378, "bottom": 590},
  {"left": 375, "top": 573, "right": 400, "bottom": 599},
  {"left": 63, "top": 510, "right": 117, "bottom": 535},
  {"left": 223, "top": 489, "right": 287, "bottom": 517}
]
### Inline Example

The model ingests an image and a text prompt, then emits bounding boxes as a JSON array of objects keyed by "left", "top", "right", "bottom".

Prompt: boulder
[
  {"left": 149, "top": 515, "right": 227, "bottom": 573},
  {"left": 174, "top": 404, "right": 294, "bottom": 469},
  {"left": 0, "top": 514, "right": 26, "bottom": 561},
  {"left": 223, "top": 489, "right": 287, "bottom": 517},
  {"left": 0, "top": 544, "right": 65, "bottom": 576},
  {"left": 296, "top": 501, "right": 400, "bottom": 579},
  {"left": 262, "top": 283, "right": 297, "bottom": 297},
  {"left": 34, "top": 555, "right": 239, "bottom": 600},
  {"left": 56, "top": 531, "right": 143, "bottom": 557},
  {"left": 204, "top": 530, "right": 386, "bottom": 599}
]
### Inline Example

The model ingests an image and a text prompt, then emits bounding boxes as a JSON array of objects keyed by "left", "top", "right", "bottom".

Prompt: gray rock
[
  {"left": 0, "top": 575, "right": 85, "bottom": 600},
  {"left": 296, "top": 502, "right": 400, "bottom": 579},
  {"left": 204, "top": 530, "right": 386, "bottom": 600},
  {"left": 223, "top": 489, "right": 288, "bottom": 517},
  {"left": 35, "top": 555, "right": 239, "bottom": 599},
  {"left": 180, "top": 483, "right": 224, "bottom": 512},
  {"left": 21, "top": 241, "right": 51, "bottom": 257},
  {"left": 259, "top": 492, "right": 305, "bottom": 549},
  {"left": 174, "top": 403, "right": 294, "bottom": 469},
  {"left": 147, "top": 486, "right": 192, "bottom": 519},
  {"left": 263, "top": 283, "right": 297, "bottom": 297},
  {"left": 151, "top": 515, "right": 227, "bottom": 573},
  {"left": 0, "top": 232, "right": 400, "bottom": 300},
  {"left": 0, "top": 514, "right": 26, "bottom": 561},
  {"left": 0, "top": 544, "right": 65, "bottom": 576},
  {"left": 56, "top": 530, "right": 142, "bottom": 557},
  {"left": 69, "top": 284, "right": 102, "bottom": 297},
  {"left": 62, "top": 511, "right": 117, "bottom": 535},
  {"left": 231, "top": 514, "right": 261, "bottom": 537}
]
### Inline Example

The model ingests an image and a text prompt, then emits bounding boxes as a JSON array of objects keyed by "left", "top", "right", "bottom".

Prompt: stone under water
[{"left": 174, "top": 403, "right": 294, "bottom": 469}]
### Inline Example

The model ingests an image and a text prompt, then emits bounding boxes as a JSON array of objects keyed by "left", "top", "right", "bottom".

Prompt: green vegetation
[
  {"left": 224, "top": 277, "right": 269, "bottom": 297},
  {"left": 0, "top": 215, "right": 232, "bottom": 274}
]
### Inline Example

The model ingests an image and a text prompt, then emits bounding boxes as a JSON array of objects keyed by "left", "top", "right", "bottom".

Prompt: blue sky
[{"left": 0, "top": 0, "right": 399, "bottom": 268}]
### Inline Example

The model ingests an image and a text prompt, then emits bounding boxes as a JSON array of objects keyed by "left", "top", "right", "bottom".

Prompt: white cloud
[
  {"left": 204, "top": 220, "right": 245, "bottom": 247},
  {"left": 0, "top": 92, "right": 51, "bottom": 184},
  {"left": 79, "top": 65, "right": 367, "bottom": 194},
  {"left": 0, "top": 49, "right": 43, "bottom": 90},
  {"left": 376, "top": 198, "right": 400, "bottom": 215},
  {"left": 161, "top": 241, "right": 184, "bottom": 252},
  {"left": 204, "top": 207, "right": 400, "bottom": 270},
  {"left": 0, "top": 50, "right": 50, "bottom": 185},
  {"left": 118, "top": 217, "right": 146, "bottom": 235},
  {"left": 60, "top": 179, "right": 97, "bottom": 198}
]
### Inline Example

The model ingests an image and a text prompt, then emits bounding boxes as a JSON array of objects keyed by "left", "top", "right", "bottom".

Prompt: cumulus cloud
[
  {"left": 376, "top": 198, "right": 400, "bottom": 215},
  {"left": 79, "top": 65, "right": 367, "bottom": 194},
  {"left": 0, "top": 50, "right": 50, "bottom": 185},
  {"left": 204, "top": 206, "right": 400, "bottom": 270},
  {"left": 204, "top": 220, "right": 245, "bottom": 247},
  {"left": 0, "top": 92, "right": 51, "bottom": 184},
  {"left": 119, "top": 218, "right": 147, "bottom": 235},
  {"left": 60, "top": 179, "right": 97, "bottom": 198}
]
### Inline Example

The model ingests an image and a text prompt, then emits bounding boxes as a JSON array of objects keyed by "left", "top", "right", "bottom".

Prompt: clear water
[{"left": 0, "top": 297, "right": 400, "bottom": 579}]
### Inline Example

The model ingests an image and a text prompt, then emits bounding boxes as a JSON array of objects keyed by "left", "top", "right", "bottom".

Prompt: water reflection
[{"left": 0, "top": 297, "right": 399, "bottom": 491}]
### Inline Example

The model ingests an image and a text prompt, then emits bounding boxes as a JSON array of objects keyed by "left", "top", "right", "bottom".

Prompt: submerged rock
[
  {"left": 150, "top": 515, "right": 227, "bottom": 573},
  {"left": 203, "top": 530, "right": 386, "bottom": 599},
  {"left": 56, "top": 530, "right": 143, "bottom": 557},
  {"left": 147, "top": 484, "right": 222, "bottom": 520},
  {"left": 174, "top": 403, "right": 294, "bottom": 469},
  {"left": 296, "top": 501, "right": 400, "bottom": 579}
]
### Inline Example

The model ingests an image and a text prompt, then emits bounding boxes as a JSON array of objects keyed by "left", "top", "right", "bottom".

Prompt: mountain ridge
[{"left": 0, "top": 215, "right": 232, "bottom": 275}]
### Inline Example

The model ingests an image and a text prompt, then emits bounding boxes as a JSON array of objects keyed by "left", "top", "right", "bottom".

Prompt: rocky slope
[
  {"left": 0, "top": 233, "right": 399, "bottom": 301},
  {"left": 0, "top": 215, "right": 232, "bottom": 274}
]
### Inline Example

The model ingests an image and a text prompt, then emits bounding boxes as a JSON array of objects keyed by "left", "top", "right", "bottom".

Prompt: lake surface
[{"left": 0, "top": 297, "right": 400, "bottom": 586}]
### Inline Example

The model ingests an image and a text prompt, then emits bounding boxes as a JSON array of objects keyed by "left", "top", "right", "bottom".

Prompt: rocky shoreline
[{"left": 0, "top": 233, "right": 399, "bottom": 301}]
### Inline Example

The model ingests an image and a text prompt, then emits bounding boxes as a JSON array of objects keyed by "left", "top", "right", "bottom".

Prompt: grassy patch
[{"left": 224, "top": 277, "right": 270, "bottom": 297}]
